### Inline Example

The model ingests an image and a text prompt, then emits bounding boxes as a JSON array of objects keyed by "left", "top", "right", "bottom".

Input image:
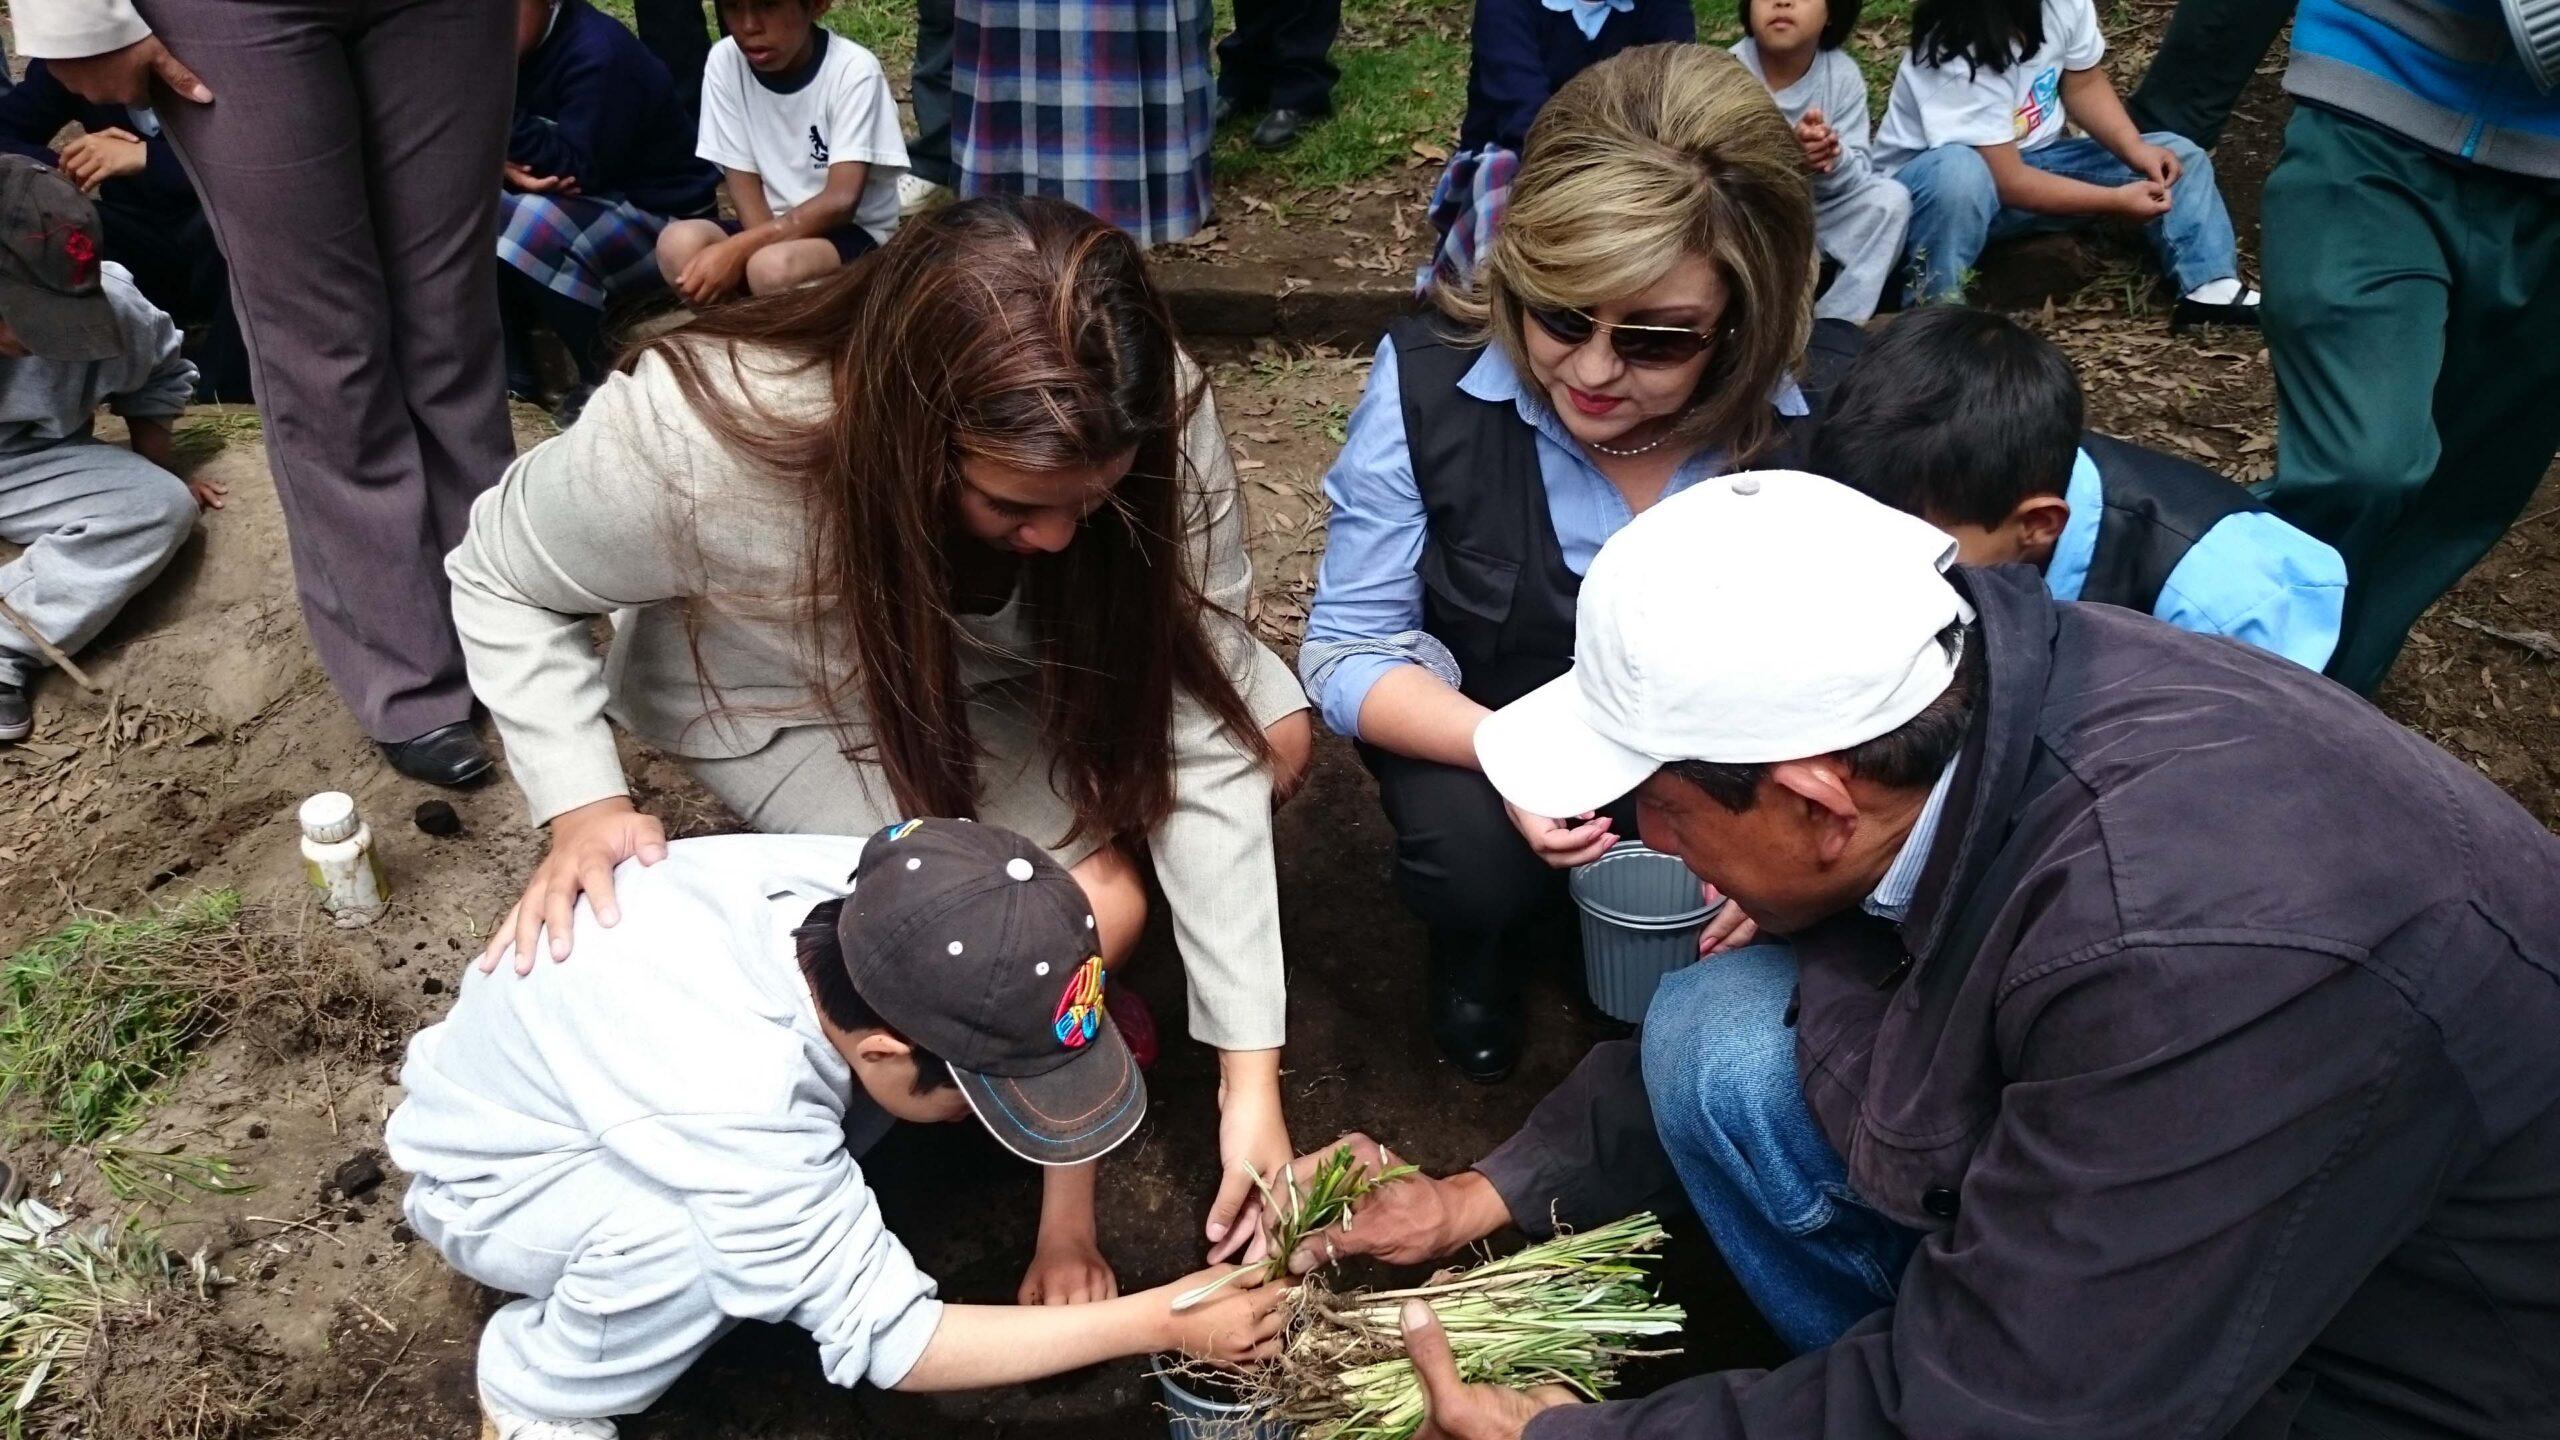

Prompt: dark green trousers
[
  {"left": 2127, "top": 0, "right": 2295, "bottom": 148},
  {"left": 2261, "top": 105, "right": 2560, "bottom": 695}
]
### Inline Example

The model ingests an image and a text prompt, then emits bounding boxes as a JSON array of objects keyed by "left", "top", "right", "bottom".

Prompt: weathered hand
[
  {"left": 1403, "top": 1300, "right": 1580, "bottom": 1440},
  {"left": 1283, "top": 1133, "right": 1503, "bottom": 1274}
]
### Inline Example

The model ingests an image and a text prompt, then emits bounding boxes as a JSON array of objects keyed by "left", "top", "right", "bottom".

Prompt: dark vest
[
  {"left": 1388, "top": 315, "right": 1865, "bottom": 709},
  {"left": 2075, "top": 431, "right": 2263, "bottom": 617}
]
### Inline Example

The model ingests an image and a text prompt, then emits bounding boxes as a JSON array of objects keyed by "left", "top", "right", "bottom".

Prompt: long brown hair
[{"left": 632, "top": 196, "right": 1273, "bottom": 847}]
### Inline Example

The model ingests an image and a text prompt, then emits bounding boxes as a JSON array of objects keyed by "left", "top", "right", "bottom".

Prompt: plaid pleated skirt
[
  {"left": 952, "top": 0, "right": 1216, "bottom": 248},
  {"left": 497, "top": 192, "right": 677, "bottom": 311},
  {"left": 1417, "top": 144, "right": 1519, "bottom": 297}
]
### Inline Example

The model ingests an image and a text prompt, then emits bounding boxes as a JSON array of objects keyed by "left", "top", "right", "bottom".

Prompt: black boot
[{"left": 1428, "top": 927, "right": 1523, "bottom": 1084}]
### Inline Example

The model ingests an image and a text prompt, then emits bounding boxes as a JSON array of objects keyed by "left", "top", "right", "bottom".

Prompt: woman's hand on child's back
[
  {"left": 479, "top": 796, "right": 670, "bottom": 975},
  {"left": 1156, "top": 1265, "right": 1290, "bottom": 1365}
]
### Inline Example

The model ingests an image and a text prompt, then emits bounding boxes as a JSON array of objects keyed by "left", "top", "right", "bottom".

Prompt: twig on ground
[
  {"left": 0, "top": 592, "right": 98, "bottom": 692},
  {"left": 243, "top": 1213, "right": 347, "bottom": 1250},
  {"left": 2451, "top": 616, "right": 2560, "bottom": 661},
  {"left": 355, "top": 1329, "right": 417, "bottom": 1411}
]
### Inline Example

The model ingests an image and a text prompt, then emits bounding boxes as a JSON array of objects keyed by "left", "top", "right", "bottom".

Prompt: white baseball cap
[{"left": 1476, "top": 470, "right": 1975, "bottom": 819}]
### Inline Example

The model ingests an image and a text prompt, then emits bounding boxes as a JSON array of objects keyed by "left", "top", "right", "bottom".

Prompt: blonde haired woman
[{"left": 1300, "top": 44, "right": 1860, "bottom": 1080}]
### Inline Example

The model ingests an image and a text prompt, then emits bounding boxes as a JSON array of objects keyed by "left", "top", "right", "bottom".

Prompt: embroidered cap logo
[
  {"left": 1051, "top": 956, "right": 1107, "bottom": 1050},
  {"left": 59, "top": 226, "right": 94, "bottom": 286}
]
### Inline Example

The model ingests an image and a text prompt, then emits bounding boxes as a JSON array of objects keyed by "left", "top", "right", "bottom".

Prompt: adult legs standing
[
  {"left": 1215, "top": 0, "right": 1340, "bottom": 115},
  {"left": 910, "top": 0, "right": 957, "bottom": 188},
  {"left": 2259, "top": 105, "right": 2560, "bottom": 694},
  {"left": 135, "top": 0, "right": 515, "bottom": 754},
  {"left": 2125, "top": 0, "right": 2296, "bottom": 150}
]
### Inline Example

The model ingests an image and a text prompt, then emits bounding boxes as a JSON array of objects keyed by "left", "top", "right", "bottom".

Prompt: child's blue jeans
[
  {"left": 1896, "top": 133, "right": 2238, "bottom": 305},
  {"left": 1639, "top": 944, "right": 1922, "bottom": 1353}
]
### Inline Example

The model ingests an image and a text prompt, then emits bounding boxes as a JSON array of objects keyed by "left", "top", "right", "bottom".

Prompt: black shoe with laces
[
  {"left": 1251, "top": 108, "right": 1312, "bottom": 151},
  {"left": 0, "top": 678, "right": 30, "bottom": 744}
]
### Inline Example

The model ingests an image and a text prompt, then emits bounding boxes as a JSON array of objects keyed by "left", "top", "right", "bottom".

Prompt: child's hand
[
  {"left": 2128, "top": 140, "right": 2182, "bottom": 190},
  {"left": 502, "top": 161, "right": 580, "bottom": 196},
  {"left": 675, "top": 235, "right": 752, "bottom": 306},
  {"left": 58, "top": 128, "right": 147, "bottom": 192},
  {"left": 1157, "top": 1265, "right": 1289, "bottom": 1365},
  {"left": 1019, "top": 1235, "right": 1119, "bottom": 1306},
  {"left": 185, "top": 475, "right": 229, "bottom": 511},
  {"left": 1794, "top": 109, "right": 1841, "bottom": 174},
  {"left": 2112, "top": 180, "right": 2172, "bottom": 221}
]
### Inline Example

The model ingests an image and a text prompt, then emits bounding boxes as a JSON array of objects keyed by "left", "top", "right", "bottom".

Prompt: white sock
[{"left": 2183, "top": 277, "right": 2257, "bottom": 306}]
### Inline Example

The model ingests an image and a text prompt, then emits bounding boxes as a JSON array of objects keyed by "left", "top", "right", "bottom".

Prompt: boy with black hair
[
  {"left": 1732, "top": 0, "right": 1910, "bottom": 322},
  {"left": 1809, "top": 305, "right": 2343, "bottom": 669},
  {"left": 386, "top": 822, "right": 1282, "bottom": 1440},
  {"left": 0, "top": 156, "right": 212, "bottom": 746}
]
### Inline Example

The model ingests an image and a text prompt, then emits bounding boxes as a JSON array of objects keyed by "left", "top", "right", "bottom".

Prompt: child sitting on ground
[
  {"left": 503, "top": 0, "right": 721, "bottom": 416},
  {"left": 1415, "top": 0, "right": 1694, "bottom": 295},
  {"left": 653, "top": 0, "right": 907, "bottom": 306},
  {"left": 1872, "top": 0, "right": 2259, "bottom": 329},
  {"left": 1732, "top": 0, "right": 1909, "bottom": 322},
  {"left": 386, "top": 821, "right": 1281, "bottom": 1440},
  {"left": 0, "top": 158, "right": 216, "bottom": 746},
  {"left": 1810, "top": 305, "right": 2341, "bottom": 669}
]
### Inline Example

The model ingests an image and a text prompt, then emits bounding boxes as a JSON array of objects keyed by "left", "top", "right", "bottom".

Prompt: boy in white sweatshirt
[{"left": 387, "top": 820, "right": 1284, "bottom": 1440}]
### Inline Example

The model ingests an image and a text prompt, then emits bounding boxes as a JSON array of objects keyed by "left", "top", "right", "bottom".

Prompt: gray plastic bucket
[
  {"left": 1569, "top": 841, "right": 1720, "bottom": 1024},
  {"left": 1151, "top": 1358, "right": 1292, "bottom": 1440}
]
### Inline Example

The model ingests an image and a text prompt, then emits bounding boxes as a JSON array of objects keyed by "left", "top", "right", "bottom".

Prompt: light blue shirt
[
  {"left": 1300, "top": 338, "right": 1807, "bottom": 739},
  {"left": 2043, "top": 448, "right": 2346, "bottom": 672},
  {"left": 1863, "top": 760, "right": 1959, "bottom": 925}
]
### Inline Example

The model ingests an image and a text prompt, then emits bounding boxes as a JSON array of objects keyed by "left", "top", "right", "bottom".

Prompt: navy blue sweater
[
  {"left": 513, "top": 0, "right": 719, "bottom": 217},
  {"left": 0, "top": 60, "right": 199, "bottom": 225},
  {"left": 1458, "top": 0, "right": 1695, "bottom": 153}
]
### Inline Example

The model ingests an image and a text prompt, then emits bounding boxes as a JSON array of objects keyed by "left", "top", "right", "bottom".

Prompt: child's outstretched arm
[
  {"left": 895, "top": 1265, "right": 1288, "bottom": 1391},
  {"left": 2058, "top": 65, "right": 2181, "bottom": 188}
]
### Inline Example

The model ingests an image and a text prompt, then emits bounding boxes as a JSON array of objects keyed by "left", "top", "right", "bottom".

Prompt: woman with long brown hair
[{"left": 446, "top": 195, "right": 1313, "bottom": 1303}]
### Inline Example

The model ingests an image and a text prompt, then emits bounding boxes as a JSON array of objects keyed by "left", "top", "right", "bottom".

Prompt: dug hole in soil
[{"left": 6, "top": 62, "right": 2560, "bottom": 1440}]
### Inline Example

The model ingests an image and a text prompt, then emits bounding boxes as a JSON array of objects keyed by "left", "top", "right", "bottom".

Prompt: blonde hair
[{"left": 1436, "top": 44, "right": 1816, "bottom": 465}]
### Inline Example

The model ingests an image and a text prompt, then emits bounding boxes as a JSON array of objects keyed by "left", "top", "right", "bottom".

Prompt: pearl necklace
[{"left": 1586, "top": 424, "right": 1678, "bottom": 458}]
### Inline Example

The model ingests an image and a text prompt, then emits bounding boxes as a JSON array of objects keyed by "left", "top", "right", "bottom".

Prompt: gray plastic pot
[
  {"left": 1569, "top": 841, "right": 1721, "bottom": 1025},
  {"left": 1151, "top": 1358, "right": 1293, "bottom": 1440}
]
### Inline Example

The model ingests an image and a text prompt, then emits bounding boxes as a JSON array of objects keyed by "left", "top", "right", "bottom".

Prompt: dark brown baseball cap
[
  {"left": 836, "top": 819, "right": 1144, "bottom": 1166},
  {"left": 0, "top": 157, "right": 118, "bottom": 363}
]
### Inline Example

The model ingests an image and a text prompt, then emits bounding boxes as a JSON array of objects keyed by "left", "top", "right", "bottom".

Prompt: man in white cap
[{"left": 1281, "top": 471, "right": 2560, "bottom": 1440}]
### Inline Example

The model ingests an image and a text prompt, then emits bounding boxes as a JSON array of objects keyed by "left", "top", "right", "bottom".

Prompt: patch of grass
[
  {"left": 0, "top": 1200, "right": 259, "bottom": 1440},
  {"left": 167, "top": 407, "right": 261, "bottom": 474},
  {"left": 1213, "top": 3, "right": 1469, "bottom": 188},
  {"left": 0, "top": 893, "right": 398, "bottom": 1200}
]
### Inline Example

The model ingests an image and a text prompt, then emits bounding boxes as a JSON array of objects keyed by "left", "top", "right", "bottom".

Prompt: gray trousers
[
  {"left": 133, "top": 0, "right": 516, "bottom": 743},
  {"left": 0, "top": 437, "right": 198, "bottom": 688},
  {"left": 1814, "top": 168, "right": 1911, "bottom": 324}
]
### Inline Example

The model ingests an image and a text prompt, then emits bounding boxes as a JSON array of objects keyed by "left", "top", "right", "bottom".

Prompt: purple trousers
[{"left": 135, "top": 0, "right": 515, "bottom": 743}]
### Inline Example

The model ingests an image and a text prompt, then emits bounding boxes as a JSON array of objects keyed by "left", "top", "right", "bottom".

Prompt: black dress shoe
[
  {"left": 379, "top": 721, "right": 495, "bottom": 789},
  {"left": 1428, "top": 928, "right": 1524, "bottom": 1083},
  {"left": 1251, "top": 108, "right": 1311, "bottom": 152}
]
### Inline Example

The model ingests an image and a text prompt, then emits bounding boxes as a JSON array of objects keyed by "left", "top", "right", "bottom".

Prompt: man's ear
[
  {"left": 2007, "top": 494, "right": 2072, "bottom": 552},
  {"left": 850, "top": 1030, "right": 916, "bottom": 1068},
  {"left": 1767, "top": 759, "right": 1861, "bottom": 864}
]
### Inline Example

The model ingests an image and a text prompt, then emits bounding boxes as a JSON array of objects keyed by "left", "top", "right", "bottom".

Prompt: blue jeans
[
  {"left": 1640, "top": 944, "right": 1920, "bottom": 1353},
  {"left": 1896, "top": 133, "right": 2238, "bottom": 305}
]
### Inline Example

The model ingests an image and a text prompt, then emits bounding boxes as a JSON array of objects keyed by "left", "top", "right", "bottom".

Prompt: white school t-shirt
[
  {"left": 1871, "top": 0, "right": 2106, "bottom": 174},
  {"left": 698, "top": 31, "right": 909, "bottom": 243}
]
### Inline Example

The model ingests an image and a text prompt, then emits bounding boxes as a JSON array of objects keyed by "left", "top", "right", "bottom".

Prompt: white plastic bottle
[{"left": 299, "top": 791, "right": 387, "bottom": 927}]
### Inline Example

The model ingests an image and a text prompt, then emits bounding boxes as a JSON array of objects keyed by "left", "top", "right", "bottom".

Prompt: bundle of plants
[{"left": 1212, "top": 1212, "right": 1685, "bottom": 1440}]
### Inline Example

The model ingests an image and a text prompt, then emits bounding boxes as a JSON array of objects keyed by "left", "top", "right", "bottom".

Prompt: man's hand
[
  {"left": 1697, "top": 884, "right": 1759, "bottom": 955},
  {"left": 2127, "top": 140, "right": 2182, "bottom": 190},
  {"left": 503, "top": 161, "right": 580, "bottom": 195},
  {"left": 1503, "top": 801, "right": 1616, "bottom": 869},
  {"left": 1282, "top": 1133, "right": 1509, "bottom": 1274},
  {"left": 2111, "top": 180, "right": 2173, "bottom": 221},
  {"left": 58, "top": 128, "right": 148, "bottom": 192},
  {"left": 1019, "top": 1234, "right": 1119, "bottom": 1306},
  {"left": 674, "top": 234, "right": 753, "bottom": 306},
  {"left": 1403, "top": 1300, "right": 1579, "bottom": 1440},
  {"left": 1794, "top": 108, "right": 1841, "bottom": 174},
  {"left": 50, "top": 37, "right": 213, "bottom": 108}
]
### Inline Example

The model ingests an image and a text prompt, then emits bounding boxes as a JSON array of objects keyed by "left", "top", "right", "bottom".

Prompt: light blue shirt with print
[
  {"left": 1300, "top": 338, "right": 1806, "bottom": 740},
  {"left": 2044, "top": 448, "right": 2345, "bottom": 672}
]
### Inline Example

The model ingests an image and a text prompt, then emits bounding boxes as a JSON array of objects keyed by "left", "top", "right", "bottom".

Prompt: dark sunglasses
[{"left": 1525, "top": 304, "right": 1722, "bottom": 368}]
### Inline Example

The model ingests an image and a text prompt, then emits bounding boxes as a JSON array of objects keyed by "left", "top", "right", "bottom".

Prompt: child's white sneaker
[
  {"left": 480, "top": 1402, "right": 616, "bottom": 1439},
  {"left": 896, "top": 171, "right": 953, "bottom": 216}
]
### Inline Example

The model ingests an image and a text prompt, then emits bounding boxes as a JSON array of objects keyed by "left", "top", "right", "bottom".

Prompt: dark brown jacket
[{"left": 1479, "top": 566, "right": 2560, "bottom": 1440}]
